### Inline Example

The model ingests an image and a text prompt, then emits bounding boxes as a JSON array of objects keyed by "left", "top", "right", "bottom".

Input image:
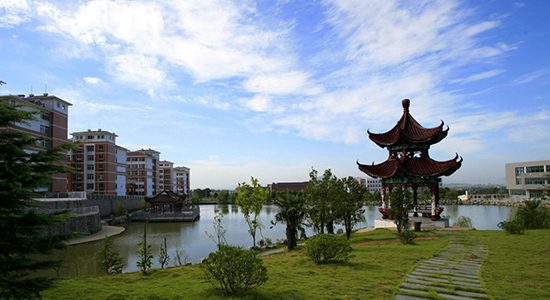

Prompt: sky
[{"left": 1, "top": 0, "right": 549, "bottom": 189}]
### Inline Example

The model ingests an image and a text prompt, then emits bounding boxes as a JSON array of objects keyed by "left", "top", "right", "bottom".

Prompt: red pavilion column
[
  {"left": 381, "top": 183, "right": 387, "bottom": 209},
  {"left": 412, "top": 185, "right": 418, "bottom": 217}
]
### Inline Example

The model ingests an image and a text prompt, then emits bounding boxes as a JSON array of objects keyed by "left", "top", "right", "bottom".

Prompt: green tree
[
  {"left": 216, "top": 190, "right": 230, "bottom": 204},
  {"left": 389, "top": 187, "right": 414, "bottom": 233},
  {"left": 158, "top": 237, "right": 170, "bottom": 269},
  {"left": 206, "top": 209, "right": 227, "bottom": 249},
  {"left": 95, "top": 235, "right": 124, "bottom": 275},
  {"left": 305, "top": 168, "right": 338, "bottom": 234},
  {"left": 236, "top": 177, "right": 269, "bottom": 248},
  {"left": 136, "top": 223, "right": 153, "bottom": 275},
  {"left": 273, "top": 191, "right": 306, "bottom": 250},
  {"left": 0, "top": 100, "right": 76, "bottom": 299},
  {"left": 336, "top": 177, "right": 366, "bottom": 240}
]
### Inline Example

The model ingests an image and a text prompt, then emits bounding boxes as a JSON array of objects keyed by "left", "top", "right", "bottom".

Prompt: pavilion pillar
[
  {"left": 387, "top": 186, "right": 392, "bottom": 208},
  {"left": 381, "top": 183, "right": 387, "bottom": 209},
  {"left": 412, "top": 185, "right": 418, "bottom": 217},
  {"left": 430, "top": 183, "right": 436, "bottom": 217}
]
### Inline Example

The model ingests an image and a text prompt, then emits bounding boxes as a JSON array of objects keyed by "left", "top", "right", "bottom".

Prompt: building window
[
  {"left": 76, "top": 155, "right": 82, "bottom": 162},
  {"left": 87, "top": 155, "right": 94, "bottom": 161},
  {"left": 98, "top": 183, "right": 104, "bottom": 190},
  {"left": 516, "top": 178, "right": 522, "bottom": 185},
  {"left": 36, "top": 139, "right": 50, "bottom": 148},
  {"left": 525, "top": 178, "right": 547, "bottom": 185},
  {"left": 98, "top": 174, "right": 104, "bottom": 181},
  {"left": 515, "top": 167, "right": 524, "bottom": 175},
  {"left": 547, "top": 165, "right": 550, "bottom": 172},
  {"left": 98, "top": 154, "right": 104, "bottom": 162},
  {"left": 76, "top": 174, "right": 82, "bottom": 181},
  {"left": 86, "top": 145, "right": 94, "bottom": 152},
  {"left": 98, "top": 145, "right": 104, "bottom": 152},
  {"left": 39, "top": 124, "right": 50, "bottom": 135},
  {"left": 86, "top": 183, "right": 94, "bottom": 190},
  {"left": 40, "top": 113, "right": 50, "bottom": 121},
  {"left": 526, "top": 166, "right": 544, "bottom": 173},
  {"left": 98, "top": 164, "right": 104, "bottom": 171},
  {"left": 87, "top": 164, "right": 94, "bottom": 171},
  {"left": 87, "top": 174, "right": 94, "bottom": 180},
  {"left": 87, "top": 135, "right": 94, "bottom": 139}
]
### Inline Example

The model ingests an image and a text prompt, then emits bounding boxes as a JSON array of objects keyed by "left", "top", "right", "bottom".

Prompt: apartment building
[
  {"left": 174, "top": 166, "right": 190, "bottom": 195},
  {"left": 505, "top": 160, "right": 550, "bottom": 199},
  {"left": 70, "top": 129, "right": 128, "bottom": 195},
  {"left": 1, "top": 93, "right": 71, "bottom": 192},
  {"left": 363, "top": 177, "right": 382, "bottom": 194},
  {"left": 127, "top": 149, "right": 160, "bottom": 196},
  {"left": 159, "top": 160, "right": 176, "bottom": 192}
]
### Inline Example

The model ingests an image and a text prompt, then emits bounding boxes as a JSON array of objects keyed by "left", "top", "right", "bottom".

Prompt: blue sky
[{"left": 1, "top": 0, "right": 549, "bottom": 189}]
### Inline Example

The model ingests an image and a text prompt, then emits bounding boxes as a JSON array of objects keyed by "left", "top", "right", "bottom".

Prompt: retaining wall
[
  {"left": 43, "top": 211, "right": 102, "bottom": 236},
  {"left": 37, "top": 194, "right": 143, "bottom": 217}
]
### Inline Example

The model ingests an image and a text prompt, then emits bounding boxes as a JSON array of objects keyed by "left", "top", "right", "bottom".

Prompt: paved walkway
[
  {"left": 66, "top": 223, "right": 125, "bottom": 245},
  {"left": 395, "top": 231, "right": 489, "bottom": 300}
]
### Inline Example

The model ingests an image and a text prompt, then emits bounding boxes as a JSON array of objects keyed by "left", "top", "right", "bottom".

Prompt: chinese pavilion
[
  {"left": 357, "top": 99, "right": 462, "bottom": 220},
  {"left": 145, "top": 190, "right": 187, "bottom": 214}
]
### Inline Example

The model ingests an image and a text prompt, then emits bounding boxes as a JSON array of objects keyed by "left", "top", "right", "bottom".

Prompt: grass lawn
[
  {"left": 42, "top": 229, "right": 447, "bottom": 300},
  {"left": 471, "top": 230, "right": 550, "bottom": 300}
]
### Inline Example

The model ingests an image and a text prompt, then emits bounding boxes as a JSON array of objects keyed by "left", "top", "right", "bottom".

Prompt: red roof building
[
  {"left": 357, "top": 99, "right": 462, "bottom": 220},
  {"left": 145, "top": 190, "right": 187, "bottom": 214}
]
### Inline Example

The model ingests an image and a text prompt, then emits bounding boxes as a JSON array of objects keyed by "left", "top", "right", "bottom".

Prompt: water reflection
[{"left": 48, "top": 204, "right": 511, "bottom": 277}]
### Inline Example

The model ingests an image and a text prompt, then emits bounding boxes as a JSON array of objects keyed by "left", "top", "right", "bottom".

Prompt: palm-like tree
[{"left": 273, "top": 191, "right": 306, "bottom": 250}]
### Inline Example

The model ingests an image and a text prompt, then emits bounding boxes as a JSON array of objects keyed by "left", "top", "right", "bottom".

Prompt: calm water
[{"left": 51, "top": 204, "right": 512, "bottom": 277}]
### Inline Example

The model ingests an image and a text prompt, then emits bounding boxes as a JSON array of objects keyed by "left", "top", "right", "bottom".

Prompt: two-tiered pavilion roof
[{"left": 358, "top": 99, "right": 462, "bottom": 220}]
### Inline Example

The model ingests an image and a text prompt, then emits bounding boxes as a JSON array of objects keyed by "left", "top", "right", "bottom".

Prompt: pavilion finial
[{"left": 402, "top": 99, "right": 410, "bottom": 113}]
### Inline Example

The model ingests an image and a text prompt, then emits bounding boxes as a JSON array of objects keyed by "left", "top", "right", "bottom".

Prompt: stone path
[{"left": 395, "top": 231, "right": 489, "bottom": 300}]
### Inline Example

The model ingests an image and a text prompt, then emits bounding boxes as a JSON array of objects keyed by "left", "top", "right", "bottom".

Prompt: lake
[{"left": 51, "top": 204, "right": 513, "bottom": 277}]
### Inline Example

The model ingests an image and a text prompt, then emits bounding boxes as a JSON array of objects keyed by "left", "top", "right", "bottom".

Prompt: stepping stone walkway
[{"left": 395, "top": 231, "right": 489, "bottom": 300}]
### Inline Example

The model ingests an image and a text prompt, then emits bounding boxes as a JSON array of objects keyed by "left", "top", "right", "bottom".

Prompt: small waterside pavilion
[
  {"left": 129, "top": 190, "right": 200, "bottom": 222},
  {"left": 357, "top": 99, "right": 462, "bottom": 221},
  {"left": 146, "top": 190, "right": 187, "bottom": 214}
]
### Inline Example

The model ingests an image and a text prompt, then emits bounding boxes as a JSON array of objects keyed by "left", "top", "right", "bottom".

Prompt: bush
[
  {"left": 201, "top": 245, "right": 268, "bottom": 295},
  {"left": 95, "top": 236, "right": 124, "bottom": 275},
  {"left": 305, "top": 234, "right": 353, "bottom": 264},
  {"left": 516, "top": 200, "right": 550, "bottom": 229},
  {"left": 452, "top": 216, "right": 473, "bottom": 228},
  {"left": 115, "top": 202, "right": 126, "bottom": 217},
  {"left": 398, "top": 230, "right": 416, "bottom": 244},
  {"left": 498, "top": 220, "right": 525, "bottom": 234}
]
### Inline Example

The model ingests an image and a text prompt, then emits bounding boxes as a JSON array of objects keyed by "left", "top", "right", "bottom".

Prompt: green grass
[
  {"left": 42, "top": 229, "right": 448, "bottom": 300},
  {"left": 40, "top": 229, "right": 550, "bottom": 299},
  {"left": 470, "top": 230, "right": 550, "bottom": 300}
]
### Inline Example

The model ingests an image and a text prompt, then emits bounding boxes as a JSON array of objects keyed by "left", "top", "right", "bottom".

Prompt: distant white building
[
  {"left": 357, "top": 177, "right": 382, "bottom": 193},
  {"left": 505, "top": 160, "right": 550, "bottom": 199}
]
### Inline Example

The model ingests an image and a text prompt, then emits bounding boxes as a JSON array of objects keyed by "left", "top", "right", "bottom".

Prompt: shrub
[
  {"left": 398, "top": 230, "right": 416, "bottom": 244},
  {"left": 452, "top": 216, "right": 473, "bottom": 228},
  {"left": 115, "top": 202, "right": 126, "bottom": 217},
  {"left": 95, "top": 236, "right": 124, "bottom": 275},
  {"left": 305, "top": 234, "right": 353, "bottom": 264},
  {"left": 516, "top": 200, "right": 550, "bottom": 229},
  {"left": 201, "top": 245, "right": 268, "bottom": 295},
  {"left": 498, "top": 220, "right": 525, "bottom": 234}
]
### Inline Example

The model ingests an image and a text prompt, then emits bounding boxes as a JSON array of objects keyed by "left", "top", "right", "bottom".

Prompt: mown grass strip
[{"left": 42, "top": 229, "right": 447, "bottom": 300}]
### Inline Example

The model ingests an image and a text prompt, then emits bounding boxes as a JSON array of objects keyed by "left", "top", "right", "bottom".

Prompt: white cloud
[
  {"left": 450, "top": 70, "right": 505, "bottom": 84},
  {"left": 514, "top": 70, "right": 548, "bottom": 84},
  {"left": 243, "top": 71, "right": 323, "bottom": 95},
  {"left": 0, "top": 0, "right": 30, "bottom": 27},
  {"left": 240, "top": 95, "right": 283, "bottom": 113},
  {"left": 83, "top": 77, "right": 104, "bottom": 85},
  {"left": 107, "top": 54, "right": 170, "bottom": 93}
]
